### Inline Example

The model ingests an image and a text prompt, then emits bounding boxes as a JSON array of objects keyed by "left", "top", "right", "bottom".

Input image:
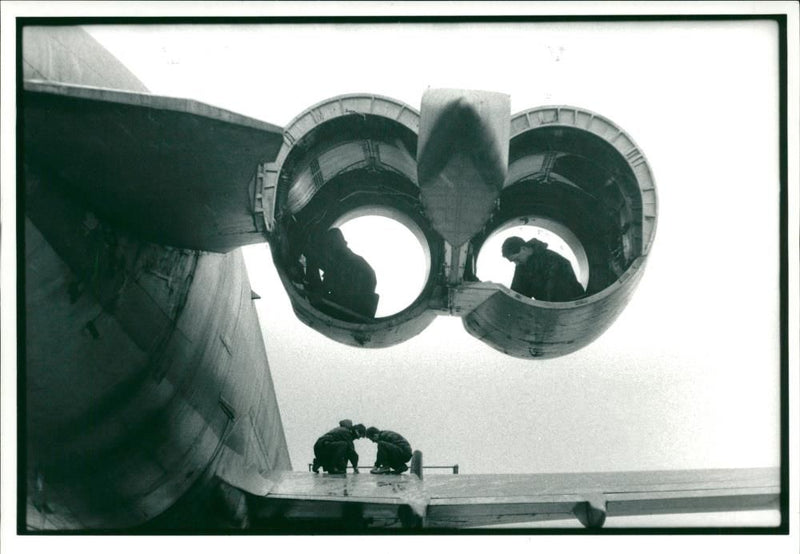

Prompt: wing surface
[
  {"left": 23, "top": 80, "right": 284, "bottom": 252},
  {"left": 249, "top": 468, "right": 779, "bottom": 529},
  {"left": 424, "top": 467, "right": 779, "bottom": 528}
]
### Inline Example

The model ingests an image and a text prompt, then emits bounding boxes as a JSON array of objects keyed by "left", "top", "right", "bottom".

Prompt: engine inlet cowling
[
  {"left": 264, "top": 93, "right": 657, "bottom": 358},
  {"left": 264, "top": 94, "right": 444, "bottom": 348},
  {"left": 460, "top": 106, "right": 657, "bottom": 358}
]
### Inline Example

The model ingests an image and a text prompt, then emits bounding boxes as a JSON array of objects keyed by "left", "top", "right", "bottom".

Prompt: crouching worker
[
  {"left": 312, "top": 420, "right": 366, "bottom": 475},
  {"left": 366, "top": 427, "right": 412, "bottom": 475},
  {"left": 304, "top": 228, "right": 379, "bottom": 321},
  {"left": 501, "top": 236, "right": 584, "bottom": 302}
]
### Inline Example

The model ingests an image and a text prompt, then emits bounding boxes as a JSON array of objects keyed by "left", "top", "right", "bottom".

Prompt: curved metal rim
[
  {"left": 509, "top": 105, "right": 658, "bottom": 255},
  {"left": 275, "top": 93, "right": 421, "bottom": 172},
  {"left": 273, "top": 258, "right": 437, "bottom": 346},
  {"left": 493, "top": 255, "right": 647, "bottom": 308}
]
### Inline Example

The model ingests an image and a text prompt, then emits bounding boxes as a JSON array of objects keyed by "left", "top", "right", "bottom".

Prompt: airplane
[{"left": 17, "top": 24, "right": 781, "bottom": 532}]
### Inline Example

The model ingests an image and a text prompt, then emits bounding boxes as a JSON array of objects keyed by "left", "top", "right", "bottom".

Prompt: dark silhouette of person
[
  {"left": 366, "top": 427, "right": 412, "bottom": 475},
  {"left": 501, "top": 236, "right": 584, "bottom": 301},
  {"left": 312, "top": 420, "right": 367, "bottom": 475},
  {"left": 304, "top": 228, "right": 379, "bottom": 320}
]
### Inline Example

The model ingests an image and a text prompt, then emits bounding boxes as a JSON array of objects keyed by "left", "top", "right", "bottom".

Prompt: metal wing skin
[
  {"left": 421, "top": 468, "right": 778, "bottom": 529},
  {"left": 23, "top": 80, "right": 283, "bottom": 253},
  {"left": 245, "top": 467, "right": 779, "bottom": 530}
]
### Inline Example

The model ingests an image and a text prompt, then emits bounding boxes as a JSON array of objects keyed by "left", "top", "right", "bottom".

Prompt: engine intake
[{"left": 264, "top": 94, "right": 657, "bottom": 358}]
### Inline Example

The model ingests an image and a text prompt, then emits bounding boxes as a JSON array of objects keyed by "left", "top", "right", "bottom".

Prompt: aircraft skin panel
[
  {"left": 23, "top": 80, "right": 281, "bottom": 132},
  {"left": 421, "top": 468, "right": 779, "bottom": 498},
  {"left": 23, "top": 80, "right": 283, "bottom": 253},
  {"left": 21, "top": 23, "right": 292, "bottom": 532},
  {"left": 24, "top": 215, "right": 226, "bottom": 529},
  {"left": 273, "top": 256, "right": 439, "bottom": 349},
  {"left": 264, "top": 471, "right": 425, "bottom": 504},
  {"left": 252, "top": 471, "right": 429, "bottom": 528},
  {"left": 426, "top": 500, "right": 579, "bottom": 528},
  {"left": 604, "top": 491, "right": 780, "bottom": 517},
  {"left": 248, "top": 468, "right": 778, "bottom": 529},
  {"left": 423, "top": 469, "right": 779, "bottom": 528},
  {"left": 24, "top": 176, "right": 291, "bottom": 529},
  {"left": 460, "top": 257, "right": 647, "bottom": 359},
  {"left": 203, "top": 248, "right": 293, "bottom": 489},
  {"left": 417, "top": 89, "right": 510, "bottom": 248}
]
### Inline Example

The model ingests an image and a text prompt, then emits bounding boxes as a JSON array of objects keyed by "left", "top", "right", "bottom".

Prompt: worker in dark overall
[
  {"left": 501, "top": 236, "right": 585, "bottom": 301},
  {"left": 312, "top": 420, "right": 366, "bottom": 475},
  {"left": 304, "top": 227, "right": 379, "bottom": 320},
  {"left": 366, "top": 427, "right": 413, "bottom": 475}
]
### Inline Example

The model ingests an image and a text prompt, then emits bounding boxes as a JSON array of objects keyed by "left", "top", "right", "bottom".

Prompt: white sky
[{"left": 2, "top": 5, "right": 797, "bottom": 542}]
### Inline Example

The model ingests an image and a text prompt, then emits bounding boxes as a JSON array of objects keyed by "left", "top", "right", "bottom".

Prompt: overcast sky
[{"left": 70, "top": 18, "right": 782, "bottom": 527}]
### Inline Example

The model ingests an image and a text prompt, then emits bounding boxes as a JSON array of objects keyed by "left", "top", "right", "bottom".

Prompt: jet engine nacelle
[
  {"left": 461, "top": 106, "right": 657, "bottom": 358},
  {"left": 264, "top": 92, "right": 657, "bottom": 358},
  {"left": 263, "top": 95, "right": 444, "bottom": 347}
]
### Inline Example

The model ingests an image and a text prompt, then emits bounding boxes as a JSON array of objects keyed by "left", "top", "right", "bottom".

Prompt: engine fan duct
[
  {"left": 460, "top": 106, "right": 657, "bottom": 359},
  {"left": 265, "top": 94, "right": 445, "bottom": 348}
]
